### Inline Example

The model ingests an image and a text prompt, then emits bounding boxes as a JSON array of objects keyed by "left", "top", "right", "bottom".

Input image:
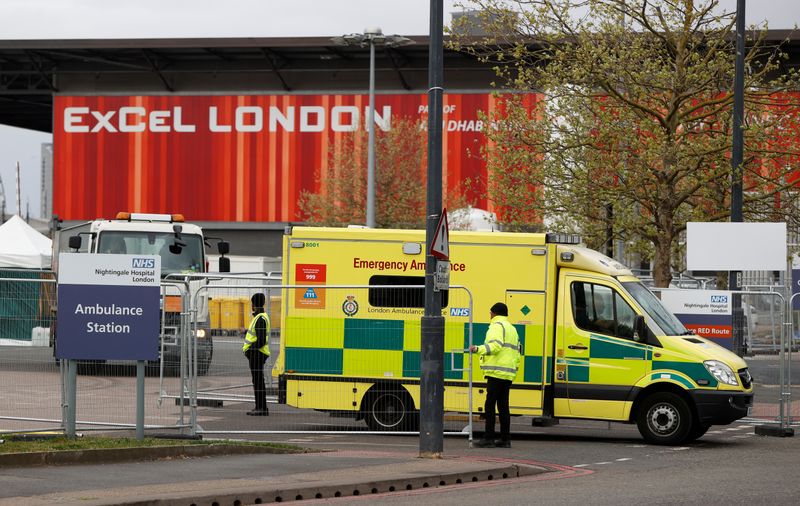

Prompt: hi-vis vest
[
  {"left": 243, "top": 312, "right": 271, "bottom": 356},
  {"left": 477, "top": 315, "right": 520, "bottom": 381}
]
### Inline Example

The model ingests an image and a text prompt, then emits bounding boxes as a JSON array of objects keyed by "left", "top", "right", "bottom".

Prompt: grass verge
[{"left": 0, "top": 435, "right": 301, "bottom": 455}]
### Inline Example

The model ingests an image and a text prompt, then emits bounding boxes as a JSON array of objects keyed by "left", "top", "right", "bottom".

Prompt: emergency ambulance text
[{"left": 352, "top": 258, "right": 465, "bottom": 272}]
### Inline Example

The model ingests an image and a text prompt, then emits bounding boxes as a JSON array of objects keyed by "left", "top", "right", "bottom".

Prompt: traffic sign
[
  {"left": 434, "top": 260, "right": 450, "bottom": 292},
  {"left": 430, "top": 208, "right": 450, "bottom": 261}
]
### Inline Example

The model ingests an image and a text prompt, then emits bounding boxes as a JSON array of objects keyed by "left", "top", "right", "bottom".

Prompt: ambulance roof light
[{"left": 545, "top": 233, "right": 581, "bottom": 245}]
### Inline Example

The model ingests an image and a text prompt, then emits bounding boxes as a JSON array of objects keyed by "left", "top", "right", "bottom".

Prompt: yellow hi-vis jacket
[
  {"left": 476, "top": 315, "right": 520, "bottom": 381},
  {"left": 242, "top": 312, "right": 271, "bottom": 356}
]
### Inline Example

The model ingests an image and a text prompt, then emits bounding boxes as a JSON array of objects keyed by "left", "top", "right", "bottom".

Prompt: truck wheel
[
  {"left": 636, "top": 392, "right": 692, "bottom": 445},
  {"left": 77, "top": 360, "right": 105, "bottom": 375},
  {"left": 363, "top": 388, "right": 418, "bottom": 431},
  {"left": 197, "top": 340, "right": 213, "bottom": 376},
  {"left": 197, "top": 358, "right": 212, "bottom": 376}
]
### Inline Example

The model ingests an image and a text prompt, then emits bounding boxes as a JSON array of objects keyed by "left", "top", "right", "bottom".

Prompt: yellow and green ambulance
[{"left": 274, "top": 227, "right": 753, "bottom": 444}]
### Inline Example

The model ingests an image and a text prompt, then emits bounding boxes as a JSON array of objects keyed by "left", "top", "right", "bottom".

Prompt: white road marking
[{"left": 615, "top": 458, "right": 632, "bottom": 462}]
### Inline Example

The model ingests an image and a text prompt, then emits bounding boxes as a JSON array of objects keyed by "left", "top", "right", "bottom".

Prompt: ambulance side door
[{"left": 558, "top": 276, "right": 650, "bottom": 420}]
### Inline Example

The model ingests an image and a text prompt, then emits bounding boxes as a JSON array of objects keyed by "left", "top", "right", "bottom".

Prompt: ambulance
[{"left": 275, "top": 226, "right": 753, "bottom": 444}]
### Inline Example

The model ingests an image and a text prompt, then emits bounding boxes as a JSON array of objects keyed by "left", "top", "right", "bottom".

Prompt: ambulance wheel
[
  {"left": 636, "top": 392, "right": 692, "bottom": 445},
  {"left": 687, "top": 423, "right": 710, "bottom": 442},
  {"left": 364, "top": 388, "right": 418, "bottom": 431}
]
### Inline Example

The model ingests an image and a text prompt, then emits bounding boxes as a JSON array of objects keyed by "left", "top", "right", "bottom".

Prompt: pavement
[{"left": 0, "top": 441, "right": 553, "bottom": 506}]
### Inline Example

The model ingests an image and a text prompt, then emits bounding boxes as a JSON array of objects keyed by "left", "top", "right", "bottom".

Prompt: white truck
[{"left": 52, "top": 212, "right": 231, "bottom": 375}]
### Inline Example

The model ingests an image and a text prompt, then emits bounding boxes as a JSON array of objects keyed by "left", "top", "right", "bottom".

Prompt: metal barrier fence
[
  {"left": 179, "top": 282, "right": 476, "bottom": 438},
  {"left": 0, "top": 271, "right": 60, "bottom": 434},
  {"left": 650, "top": 288, "right": 796, "bottom": 430},
  {"left": 4, "top": 272, "right": 797, "bottom": 439},
  {"left": 2, "top": 275, "right": 201, "bottom": 436}
]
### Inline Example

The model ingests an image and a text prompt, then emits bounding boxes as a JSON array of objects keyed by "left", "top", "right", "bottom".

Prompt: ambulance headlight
[
  {"left": 703, "top": 360, "right": 738, "bottom": 386},
  {"left": 195, "top": 329, "right": 207, "bottom": 339}
]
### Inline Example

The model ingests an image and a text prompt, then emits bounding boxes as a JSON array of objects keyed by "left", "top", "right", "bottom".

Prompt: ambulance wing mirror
[
  {"left": 632, "top": 315, "right": 647, "bottom": 343},
  {"left": 217, "top": 241, "right": 230, "bottom": 255}
]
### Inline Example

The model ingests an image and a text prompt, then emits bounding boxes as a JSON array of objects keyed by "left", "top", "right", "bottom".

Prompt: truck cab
[{"left": 54, "top": 212, "right": 230, "bottom": 375}]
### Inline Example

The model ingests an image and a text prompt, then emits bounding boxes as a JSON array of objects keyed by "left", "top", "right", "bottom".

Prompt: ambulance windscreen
[
  {"left": 369, "top": 275, "right": 449, "bottom": 308},
  {"left": 623, "top": 281, "right": 688, "bottom": 336}
]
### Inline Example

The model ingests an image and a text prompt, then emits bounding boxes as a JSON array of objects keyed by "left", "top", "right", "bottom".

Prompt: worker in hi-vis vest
[
  {"left": 470, "top": 302, "right": 521, "bottom": 448},
  {"left": 243, "top": 292, "right": 271, "bottom": 416}
]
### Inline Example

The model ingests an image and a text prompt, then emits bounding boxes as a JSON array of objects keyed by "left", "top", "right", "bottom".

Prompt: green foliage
[{"left": 451, "top": 0, "right": 800, "bottom": 286}]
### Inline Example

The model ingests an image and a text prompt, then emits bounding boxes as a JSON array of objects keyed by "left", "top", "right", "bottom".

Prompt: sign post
[
  {"left": 56, "top": 253, "right": 160, "bottom": 439},
  {"left": 421, "top": 0, "right": 445, "bottom": 458}
]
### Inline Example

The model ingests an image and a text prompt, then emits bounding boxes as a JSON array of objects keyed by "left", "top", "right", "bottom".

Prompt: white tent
[{"left": 0, "top": 215, "right": 52, "bottom": 269}]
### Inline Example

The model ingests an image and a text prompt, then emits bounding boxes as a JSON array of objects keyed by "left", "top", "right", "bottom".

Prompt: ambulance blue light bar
[{"left": 545, "top": 233, "right": 581, "bottom": 244}]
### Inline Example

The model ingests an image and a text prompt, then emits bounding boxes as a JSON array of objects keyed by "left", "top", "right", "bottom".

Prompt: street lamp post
[
  {"left": 332, "top": 28, "right": 412, "bottom": 228},
  {"left": 730, "top": 0, "right": 745, "bottom": 356}
]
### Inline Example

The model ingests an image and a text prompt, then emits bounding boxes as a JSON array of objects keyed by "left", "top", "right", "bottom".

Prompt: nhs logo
[
  {"left": 710, "top": 295, "right": 728, "bottom": 303},
  {"left": 450, "top": 307, "right": 470, "bottom": 317},
  {"left": 132, "top": 257, "right": 156, "bottom": 269}
]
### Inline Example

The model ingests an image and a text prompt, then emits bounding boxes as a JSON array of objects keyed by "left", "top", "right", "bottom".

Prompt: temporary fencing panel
[
  {"left": 653, "top": 288, "right": 796, "bottom": 431},
  {"left": 12, "top": 275, "right": 790, "bottom": 439},
  {"left": 176, "top": 282, "right": 475, "bottom": 437},
  {"left": 0, "top": 273, "right": 60, "bottom": 433},
  {"left": 1, "top": 276, "right": 200, "bottom": 436}
]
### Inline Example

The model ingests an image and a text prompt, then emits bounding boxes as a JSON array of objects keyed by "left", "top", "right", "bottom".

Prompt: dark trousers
[
  {"left": 247, "top": 350, "right": 268, "bottom": 411},
  {"left": 484, "top": 376, "right": 512, "bottom": 441}
]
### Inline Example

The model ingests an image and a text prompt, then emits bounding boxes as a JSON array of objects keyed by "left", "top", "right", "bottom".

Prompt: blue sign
[
  {"left": 56, "top": 253, "right": 160, "bottom": 361},
  {"left": 793, "top": 269, "right": 800, "bottom": 311}
]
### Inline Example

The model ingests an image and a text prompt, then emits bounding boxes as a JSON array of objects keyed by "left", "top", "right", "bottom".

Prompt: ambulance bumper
[{"left": 690, "top": 390, "right": 753, "bottom": 425}]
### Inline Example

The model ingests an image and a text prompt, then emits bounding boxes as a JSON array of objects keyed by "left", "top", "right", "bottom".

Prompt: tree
[
  {"left": 451, "top": 0, "right": 800, "bottom": 286},
  {"left": 299, "top": 117, "right": 468, "bottom": 228}
]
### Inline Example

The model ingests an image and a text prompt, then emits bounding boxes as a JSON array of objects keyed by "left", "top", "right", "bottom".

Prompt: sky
[{"left": 0, "top": 0, "right": 797, "bottom": 219}]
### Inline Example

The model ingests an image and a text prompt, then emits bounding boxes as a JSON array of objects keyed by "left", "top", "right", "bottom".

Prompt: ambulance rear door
[{"left": 505, "top": 290, "right": 547, "bottom": 414}]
